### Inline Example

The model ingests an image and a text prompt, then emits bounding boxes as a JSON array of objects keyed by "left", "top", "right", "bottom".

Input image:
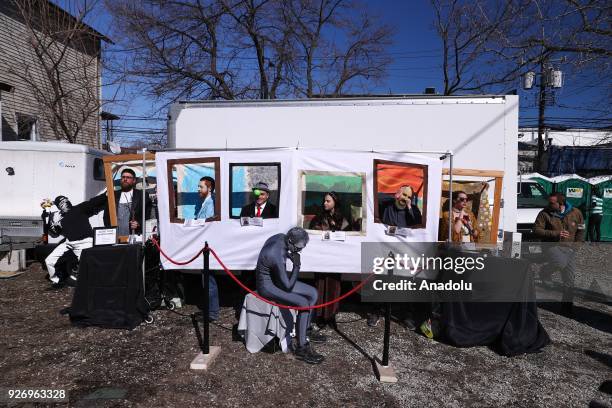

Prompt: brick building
[{"left": 0, "top": 0, "right": 110, "bottom": 148}]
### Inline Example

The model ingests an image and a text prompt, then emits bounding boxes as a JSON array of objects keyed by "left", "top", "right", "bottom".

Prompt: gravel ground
[{"left": 0, "top": 262, "right": 610, "bottom": 408}]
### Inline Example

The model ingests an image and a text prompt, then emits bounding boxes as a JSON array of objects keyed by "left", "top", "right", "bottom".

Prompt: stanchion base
[
  {"left": 190, "top": 346, "right": 221, "bottom": 370},
  {"left": 375, "top": 361, "right": 398, "bottom": 383}
]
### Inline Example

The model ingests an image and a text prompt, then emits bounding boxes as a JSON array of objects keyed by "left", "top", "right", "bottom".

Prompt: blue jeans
[{"left": 204, "top": 274, "right": 220, "bottom": 320}]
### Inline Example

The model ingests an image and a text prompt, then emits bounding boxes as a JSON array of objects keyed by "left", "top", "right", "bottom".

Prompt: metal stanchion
[
  {"left": 376, "top": 253, "right": 397, "bottom": 382},
  {"left": 189, "top": 241, "right": 220, "bottom": 370},
  {"left": 202, "top": 241, "right": 210, "bottom": 355}
]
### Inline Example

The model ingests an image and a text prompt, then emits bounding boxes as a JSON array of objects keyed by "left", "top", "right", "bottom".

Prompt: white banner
[{"left": 156, "top": 149, "right": 443, "bottom": 272}]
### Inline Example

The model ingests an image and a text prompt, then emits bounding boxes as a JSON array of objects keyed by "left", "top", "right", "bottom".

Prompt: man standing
[
  {"left": 534, "top": 192, "right": 585, "bottom": 316},
  {"left": 240, "top": 181, "right": 278, "bottom": 218},
  {"left": 382, "top": 185, "right": 422, "bottom": 228},
  {"left": 195, "top": 176, "right": 215, "bottom": 220},
  {"left": 90, "top": 168, "right": 151, "bottom": 235},
  {"left": 44, "top": 196, "right": 101, "bottom": 287}
]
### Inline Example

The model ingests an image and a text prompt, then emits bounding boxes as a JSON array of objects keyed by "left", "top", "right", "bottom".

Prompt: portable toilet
[
  {"left": 522, "top": 172, "right": 554, "bottom": 194},
  {"left": 552, "top": 174, "right": 591, "bottom": 224},
  {"left": 589, "top": 175, "right": 612, "bottom": 242}
]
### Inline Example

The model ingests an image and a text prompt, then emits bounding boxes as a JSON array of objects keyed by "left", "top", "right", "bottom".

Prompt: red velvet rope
[
  {"left": 151, "top": 237, "right": 205, "bottom": 266},
  {"left": 208, "top": 247, "right": 374, "bottom": 311},
  {"left": 151, "top": 237, "right": 374, "bottom": 311}
]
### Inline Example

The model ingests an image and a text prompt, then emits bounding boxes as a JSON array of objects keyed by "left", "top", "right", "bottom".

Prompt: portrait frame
[
  {"left": 441, "top": 168, "right": 504, "bottom": 243},
  {"left": 102, "top": 153, "right": 156, "bottom": 243},
  {"left": 298, "top": 169, "right": 367, "bottom": 236},
  {"left": 373, "top": 159, "right": 428, "bottom": 229},
  {"left": 167, "top": 157, "right": 221, "bottom": 224},
  {"left": 228, "top": 162, "right": 281, "bottom": 219}
]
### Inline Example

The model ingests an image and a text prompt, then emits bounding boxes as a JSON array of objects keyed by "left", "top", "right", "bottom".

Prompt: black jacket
[
  {"left": 52, "top": 199, "right": 104, "bottom": 241},
  {"left": 240, "top": 201, "right": 278, "bottom": 219},
  {"left": 89, "top": 189, "right": 152, "bottom": 234},
  {"left": 382, "top": 201, "right": 423, "bottom": 228}
]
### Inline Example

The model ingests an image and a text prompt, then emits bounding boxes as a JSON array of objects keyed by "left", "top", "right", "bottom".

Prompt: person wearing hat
[
  {"left": 42, "top": 195, "right": 103, "bottom": 287},
  {"left": 239, "top": 181, "right": 278, "bottom": 218}
]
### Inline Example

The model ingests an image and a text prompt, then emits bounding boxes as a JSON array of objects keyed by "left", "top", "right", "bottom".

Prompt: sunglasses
[{"left": 457, "top": 197, "right": 468, "bottom": 202}]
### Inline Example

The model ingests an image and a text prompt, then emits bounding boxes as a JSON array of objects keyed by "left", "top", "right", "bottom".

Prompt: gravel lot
[{"left": 0, "top": 261, "right": 610, "bottom": 408}]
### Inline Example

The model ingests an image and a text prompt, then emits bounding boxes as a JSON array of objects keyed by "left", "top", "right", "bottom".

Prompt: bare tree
[
  {"left": 8, "top": 0, "right": 109, "bottom": 144},
  {"left": 105, "top": 0, "right": 394, "bottom": 107},
  {"left": 431, "top": 0, "right": 611, "bottom": 95}
]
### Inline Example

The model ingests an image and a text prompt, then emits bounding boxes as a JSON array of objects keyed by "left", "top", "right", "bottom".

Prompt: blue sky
[{"left": 56, "top": 0, "right": 610, "bottom": 145}]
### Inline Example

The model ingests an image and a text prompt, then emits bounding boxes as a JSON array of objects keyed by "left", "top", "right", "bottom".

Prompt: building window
[{"left": 16, "top": 113, "right": 38, "bottom": 141}]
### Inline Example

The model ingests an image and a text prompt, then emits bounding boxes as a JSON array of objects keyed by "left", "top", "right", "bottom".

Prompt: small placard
[
  {"left": 240, "top": 217, "right": 263, "bottom": 227},
  {"left": 321, "top": 231, "right": 346, "bottom": 241},
  {"left": 603, "top": 188, "right": 612, "bottom": 199},
  {"left": 93, "top": 227, "right": 117, "bottom": 246},
  {"left": 566, "top": 187, "right": 583, "bottom": 198},
  {"left": 184, "top": 218, "right": 206, "bottom": 227},
  {"left": 385, "top": 226, "right": 410, "bottom": 237}
]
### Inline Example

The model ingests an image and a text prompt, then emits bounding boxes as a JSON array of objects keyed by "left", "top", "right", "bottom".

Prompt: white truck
[
  {"left": 0, "top": 141, "right": 108, "bottom": 253},
  {"left": 167, "top": 96, "right": 519, "bottom": 236}
]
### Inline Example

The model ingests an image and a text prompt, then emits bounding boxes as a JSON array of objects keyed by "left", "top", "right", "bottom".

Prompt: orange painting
[{"left": 376, "top": 163, "right": 425, "bottom": 199}]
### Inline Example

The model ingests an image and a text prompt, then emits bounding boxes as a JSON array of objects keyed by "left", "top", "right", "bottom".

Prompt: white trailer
[
  {"left": 0, "top": 141, "right": 108, "bottom": 251},
  {"left": 168, "top": 96, "right": 519, "bottom": 234}
]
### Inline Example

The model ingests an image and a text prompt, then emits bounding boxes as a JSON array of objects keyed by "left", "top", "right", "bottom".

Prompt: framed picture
[
  {"left": 102, "top": 153, "right": 156, "bottom": 243},
  {"left": 299, "top": 170, "right": 367, "bottom": 235},
  {"left": 373, "top": 159, "right": 427, "bottom": 229},
  {"left": 440, "top": 168, "right": 504, "bottom": 243},
  {"left": 167, "top": 158, "right": 221, "bottom": 223},
  {"left": 93, "top": 227, "right": 117, "bottom": 246},
  {"left": 229, "top": 162, "right": 280, "bottom": 219}
]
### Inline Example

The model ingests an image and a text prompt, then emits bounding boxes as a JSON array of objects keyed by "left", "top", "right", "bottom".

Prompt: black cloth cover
[
  {"left": 69, "top": 244, "right": 148, "bottom": 329},
  {"left": 439, "top": 255, "right": 551, "bottom": 356}
]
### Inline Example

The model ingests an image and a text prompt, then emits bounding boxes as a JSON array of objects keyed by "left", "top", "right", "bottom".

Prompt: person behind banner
[
  {"left": 309, "top": 191, "right": 349, "bottom": 231},
  {"left": 88, "top": 168, "right": 152, "bottom": 236},
  {"left": 44, "top": 196, "right": 102, "bottom": 287},
  {"left": 255, "top": 227, "right": 326, "bottom": 364},
  {"left": 382, "top": 185, "right": 422, "bottom": 228},
  {"left": 195, "top": 176, "right": 215, "bottom": 220},
  {"left": 240, "top": 181, "right": 278, "bottom": 218},
  {"left": 308, "top": 191, "right": 346, "bottom": 327},
  {"left": 438, "top": 190, "right": 479, "bottom": 242}
]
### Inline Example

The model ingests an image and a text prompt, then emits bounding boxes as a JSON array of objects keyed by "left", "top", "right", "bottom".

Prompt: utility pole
[{"left": 536, "top": 58, "right": 547, "bottom": 172}]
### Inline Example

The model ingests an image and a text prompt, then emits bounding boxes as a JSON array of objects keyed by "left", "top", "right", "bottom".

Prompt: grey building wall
[{"left": 0, "top": 1, "right": 101, "bottom": 148}]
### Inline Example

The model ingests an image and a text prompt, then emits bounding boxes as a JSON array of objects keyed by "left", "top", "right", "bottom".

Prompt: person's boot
[
  {"left": 307, "top": 327, "right": 327, "bottom": 343},
  {"left": 366, "top": 313, "right": 380, "bottom": 327},
  {"left": 294, "top": 343, "right": 324, "bottom": 364}
]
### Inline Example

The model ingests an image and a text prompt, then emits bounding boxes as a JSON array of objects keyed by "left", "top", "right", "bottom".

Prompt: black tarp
[
  {"left": 68, "top": 244, "right": 148, "bottom": 329},
  {"left": 438, "top": 253, "right": 551, "bottom": 356},
  {"left": 547, "top": 145, "right": 612, "bottom": 176}
]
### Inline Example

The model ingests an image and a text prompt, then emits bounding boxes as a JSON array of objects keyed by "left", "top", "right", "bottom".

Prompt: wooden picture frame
[
  {"left": 167, "top": 157, "right": 221, "bottom": 223},
  {"left": 441, "top": 168, "right": 504, "bottom": 243},
  {"left": 102, "top": 153, "right": 156, "bottom": 243},
  {"left": 373, "top": 159, "right": 428, "bottom": 229},
  {"left": 229, "top": 162, "right": 281, "bottom": 219}
]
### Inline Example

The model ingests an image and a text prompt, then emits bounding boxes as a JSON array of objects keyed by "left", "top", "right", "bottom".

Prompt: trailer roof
[
  {"left": 0, "top": 141, "right": 108, "bottom": 155},
  {"left": 174, "top": 95, "right": 508, "bottom": 109}
]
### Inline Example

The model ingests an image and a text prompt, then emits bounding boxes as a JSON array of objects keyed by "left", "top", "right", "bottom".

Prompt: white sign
[
  {"left": 604, "top": 188, "right": 612, "bottom": 199},
  {"left": 93, "top": 227, "right": 117, "bottom": 246},
  {"left": 385, "top": 226, "right": 411, "bottom": 237},
  {"left": 566, "top": 187, "right": 583, "bottom": 198},
  {"left": 184, "top": 218, "right": 206, "bottom": 227},
  {"left": 321, "top": 231, "right": 346, "bottom": 241},
  {"left": 240, "top": 217, "right": 263, "bottom": 227}
]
